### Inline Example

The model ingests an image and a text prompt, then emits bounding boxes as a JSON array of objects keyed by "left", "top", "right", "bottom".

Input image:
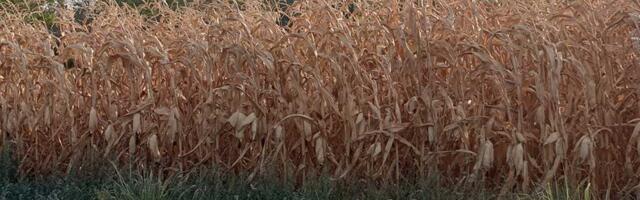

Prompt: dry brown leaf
[
  {"left": 168, "top": 110, "right": 178, "bottom": 143},
  {"left": 483, "top": 141, "right": 494, "bottom": 169},
  {"left": 148, "top": 134, "right": 161, "bottom": 161},
  {"left": 154, "top": 107, "right": 172, "bottom": 116},
  {"left": 543, "top": 132, "right": 560, "bottom": 145},
  {"left": 303, "top": 121, "right": 312, "bottom": 141},
  {"left": 129, "top": 134, "right": 136, "bottom": 156},
  {"left": 275, "top": 125, "right": 284, "bottom": 141},
  {"left": 315, "top": 137, "right": 326, "bottom": 165},
  {"left": 368, "top": 142, "right": 382, "bottom": 158},
  {"left": 133, "top": 113, "right": 141, "bottom": 134},
  {"left": 239, "top": 113, "right": 256, "bottom": 128},
  {"left": 89, "top": 107, "right": 98, "bottom": 132},
  {"left": 227, "top": 111, "right": 246, "bottom": 129}
]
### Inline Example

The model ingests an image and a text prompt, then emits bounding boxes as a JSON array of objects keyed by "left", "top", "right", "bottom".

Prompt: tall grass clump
[{"left": 1, "top": 0, "right": 640, "bottom": 199}]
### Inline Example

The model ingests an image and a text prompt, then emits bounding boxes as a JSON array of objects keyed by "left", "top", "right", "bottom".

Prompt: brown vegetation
[{"left": 1, "top": 0, "right": 640, "bottom": 198}]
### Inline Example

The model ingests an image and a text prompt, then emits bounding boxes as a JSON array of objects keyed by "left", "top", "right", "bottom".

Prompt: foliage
[{"left": 1, "top": 0, "right": 639, "bottom": 199}]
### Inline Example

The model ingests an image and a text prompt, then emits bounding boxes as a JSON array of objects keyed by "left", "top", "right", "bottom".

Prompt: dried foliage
[{"left": 1, "top": 0, "right": 640, "bottom": 198}]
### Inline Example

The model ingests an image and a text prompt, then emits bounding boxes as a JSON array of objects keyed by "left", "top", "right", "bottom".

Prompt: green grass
[
  {"left": 0, "top": 143, "right": 594, "bottom": 200},
  {"left": 2, "top": 147, "right": 593, "bottom": 200}
]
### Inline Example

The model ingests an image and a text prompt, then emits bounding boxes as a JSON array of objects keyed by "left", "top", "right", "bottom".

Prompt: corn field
[{"left": 1, "top": 0, "right": 640, "bottom": 198}]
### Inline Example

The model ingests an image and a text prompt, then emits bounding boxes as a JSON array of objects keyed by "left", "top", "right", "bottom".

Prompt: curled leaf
[
  {"left": 368, "top": 142, "right": 382, "bottom": 158},
  {"left": 543, "top": 132, "right": 560, "bottom": 145},
  {"left": 239, "top": 113, "right": 256, "bottom": 128},
  {"left": 227, "top": 111, "right": 246, "bottom": 129}
]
